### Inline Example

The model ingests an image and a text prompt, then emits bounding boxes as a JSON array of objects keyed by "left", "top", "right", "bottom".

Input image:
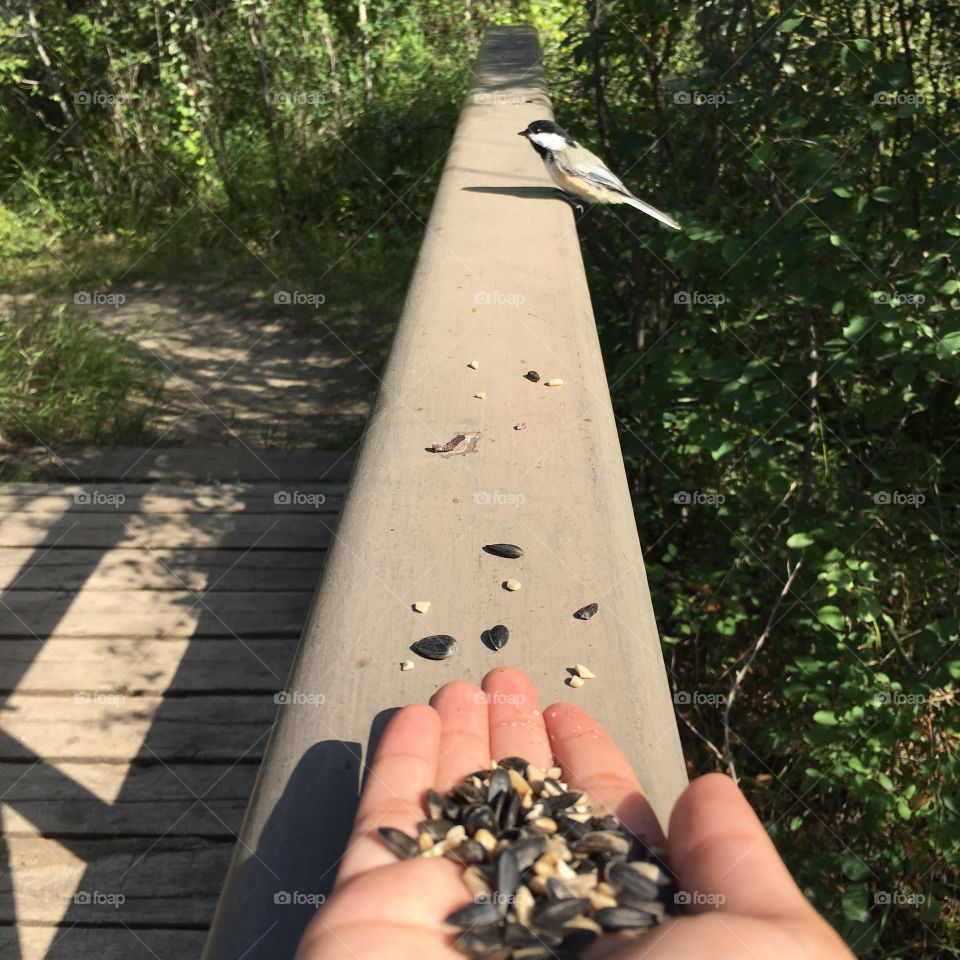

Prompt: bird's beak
[{"left": 517, "top": 130, "right": 528, "bottom": 138}]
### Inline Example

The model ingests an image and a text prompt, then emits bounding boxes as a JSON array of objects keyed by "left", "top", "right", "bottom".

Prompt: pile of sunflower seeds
[{"left": 377, "top": 757, "right": 678, "bottom": 958}]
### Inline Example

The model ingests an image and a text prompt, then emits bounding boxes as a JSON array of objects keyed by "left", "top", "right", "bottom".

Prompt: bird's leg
[{"left": 554, "top": 189, "right": 586, "bottom": 214}]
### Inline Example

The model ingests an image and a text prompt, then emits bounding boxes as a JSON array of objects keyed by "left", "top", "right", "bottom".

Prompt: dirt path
[{"left": 85, "top": 285, "right": 377, "bottom": 448}]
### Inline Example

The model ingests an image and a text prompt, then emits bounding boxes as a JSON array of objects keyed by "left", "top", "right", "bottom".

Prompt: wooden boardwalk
[{"left": 0, "top": 449, "right": 352, "bottom": 959}]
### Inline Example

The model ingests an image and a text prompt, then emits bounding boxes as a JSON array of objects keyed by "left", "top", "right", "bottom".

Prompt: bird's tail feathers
[{"left": 620, "top": 193, "right": 681, "bottom": 230}]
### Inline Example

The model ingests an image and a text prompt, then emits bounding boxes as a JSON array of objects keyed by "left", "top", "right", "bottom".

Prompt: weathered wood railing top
[{"left": 203, "top": 25, "right": 686, "bottom": 959}]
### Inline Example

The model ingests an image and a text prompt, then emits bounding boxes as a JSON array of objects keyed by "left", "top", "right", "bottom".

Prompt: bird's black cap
[{"left": 517, "top": 119, "right": 575, "bottom": 143}]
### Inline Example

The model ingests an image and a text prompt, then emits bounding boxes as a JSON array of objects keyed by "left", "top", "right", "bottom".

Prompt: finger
[
  {"left": 668, "top": 773, "right": 815, "bottom": 919},
  {"left": 430, "top": 680, "right": 491, "bottom": 791},
  {"left": 543, "top": 701, "right": 665, "bottom": 847},
  {"left": 334, "top": 703, "right": 440, "bottom": 890},
  {"left": 483, "top": 667, "right": 553, "bottom": 769}
]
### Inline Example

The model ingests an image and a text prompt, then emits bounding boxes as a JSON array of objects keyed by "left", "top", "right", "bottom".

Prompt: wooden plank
[
  {"left": 1, "top": 638, "right": 298, "bottom": 694},
  {"left": 40, "top": 447, "right": 356, "bottom": 482},
  {"left": 0, "top": 761, "right": 257, "bottom": 836},
  {"left": 0, "top": 514, "right": 336, "bottom": 549},
  {"left": 0, "top": 694, "right": 277, "bottom": 761},
  {"left": 5, "top": 927, "right": 207, "bottom": 960},
  {"left": 0, "top": 548, "right": 326, "bottom": 591},
  {"left": 0, "top": 591, "right": 312, "bottom": 637},
  {"left": 0, "top": 837, "right": 231, "bottom": 925},
  {"left": 0, "top": 482, "right": 347, "bottom": 514}
]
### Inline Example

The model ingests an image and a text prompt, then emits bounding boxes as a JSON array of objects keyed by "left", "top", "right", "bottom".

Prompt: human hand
[{"left": 296, "top": 667, "right": 853, "bottom": 959}]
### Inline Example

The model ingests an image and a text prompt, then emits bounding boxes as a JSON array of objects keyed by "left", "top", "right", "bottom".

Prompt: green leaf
[
  {"left": 813, "top": 710, "right": 838, "bottom": 725},
  {"left": 843, "top": 316, "right": 870, "bottom": 340},
  {"left": 817, "top": 605, "right": 845, "bottom": 629},
  {"left": 841, "top": 885, "right": 870, "bottom": 923},
  {"left": 842, "top": 855, "right": 871, "bottom": 881},
  {"left": 787, "top": 532, "right": 814, "bottom": 548},
  {"left": 936, "top": 331, "right": 960, "bottom": 359}
]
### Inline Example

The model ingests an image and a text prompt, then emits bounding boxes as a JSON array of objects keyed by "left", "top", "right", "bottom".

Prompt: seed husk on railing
[
  {"left": 483, "top": 543, "right": 524, "bottom": 559},
  {"left": 377, "top": 757, "right": 678, "bottom": 958}
]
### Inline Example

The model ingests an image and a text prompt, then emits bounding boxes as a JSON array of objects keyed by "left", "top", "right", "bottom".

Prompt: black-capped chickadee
[{"left": 518, "top": 119, "right": 681, "bottom": 230}]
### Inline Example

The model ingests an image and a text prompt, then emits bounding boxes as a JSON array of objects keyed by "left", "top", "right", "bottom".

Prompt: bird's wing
[{"left": 560, "top": 144, "right": 634, "bottom": 197}]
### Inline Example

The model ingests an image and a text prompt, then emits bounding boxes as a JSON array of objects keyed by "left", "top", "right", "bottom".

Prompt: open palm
[{"left": 296, "top": 668, "right": 852, "bottom": 960}]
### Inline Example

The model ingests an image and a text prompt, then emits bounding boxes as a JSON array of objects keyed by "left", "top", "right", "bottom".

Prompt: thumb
[{"left": 667, "top": 773, "right": 822, "bottom": 921}]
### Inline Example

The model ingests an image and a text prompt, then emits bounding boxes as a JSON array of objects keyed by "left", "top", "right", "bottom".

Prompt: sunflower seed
[
  {"left": 595, "top": 906, "right": 658, "bottom": 931},
  {"left": 455, "top": 839, "right": 488, "bottom": 863},
  {"left": 454, "top": 783, "right": 486, "bottom": 805},
  {"left": 488, "top": 624, "right": 509, "bottom": 650},
  {"left": 524, "top": 371, "right": 540, "bottom": 382},
  {"left": 419, "top": 818, "right": 455, "bottom": 841},
  {"left": 545, "top": 877, "right": 576, "bottom": 901},
  {"left": 377, "top": 826, "right": 419, "bottom": 859},
  {"left": 533, "top": 897, "right": 590, "bottom": 927},
  {"left": 497, "top": 848, "right": 520, "bottom": 907},
  {"left": 574, "top": 602, "right": 599, "bottom": 620},
  {"left": 454, "top": 928, "right": 505, "bottom": 956},
  {"left": 446, "top": 900, "right": 502, "bottom": 928},
  {"left": 411, "top": 635, "right": 457, "bottom": 660},
  {"left": 571, "top": 831, "right": 631, "bottom": 856},
  {"left": 496, "top": 756, "right": 529, "bottom": 773},
  {"left": 488, "top": 766, "right": 511, "bottom": 802},
  {"left": 483, "top": 543, "right": 524, "bottom": 559}
]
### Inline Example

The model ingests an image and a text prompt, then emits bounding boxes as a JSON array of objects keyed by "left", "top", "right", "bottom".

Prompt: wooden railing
[{"left": 202, "top": 25, "right": 686, "bottom": 959}]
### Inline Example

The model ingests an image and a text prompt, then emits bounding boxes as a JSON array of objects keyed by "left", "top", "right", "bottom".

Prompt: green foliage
[
  {"left": 0, "top": 306, "right": 159, "bottom": 452},
  {"left": 546, "top": 2, "right": 959, "bottom": 954}
]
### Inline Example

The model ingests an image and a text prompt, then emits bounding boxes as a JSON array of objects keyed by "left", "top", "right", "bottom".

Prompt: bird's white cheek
[{"left": 529, "top": 132, "right": 568, "bottom": 152}]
